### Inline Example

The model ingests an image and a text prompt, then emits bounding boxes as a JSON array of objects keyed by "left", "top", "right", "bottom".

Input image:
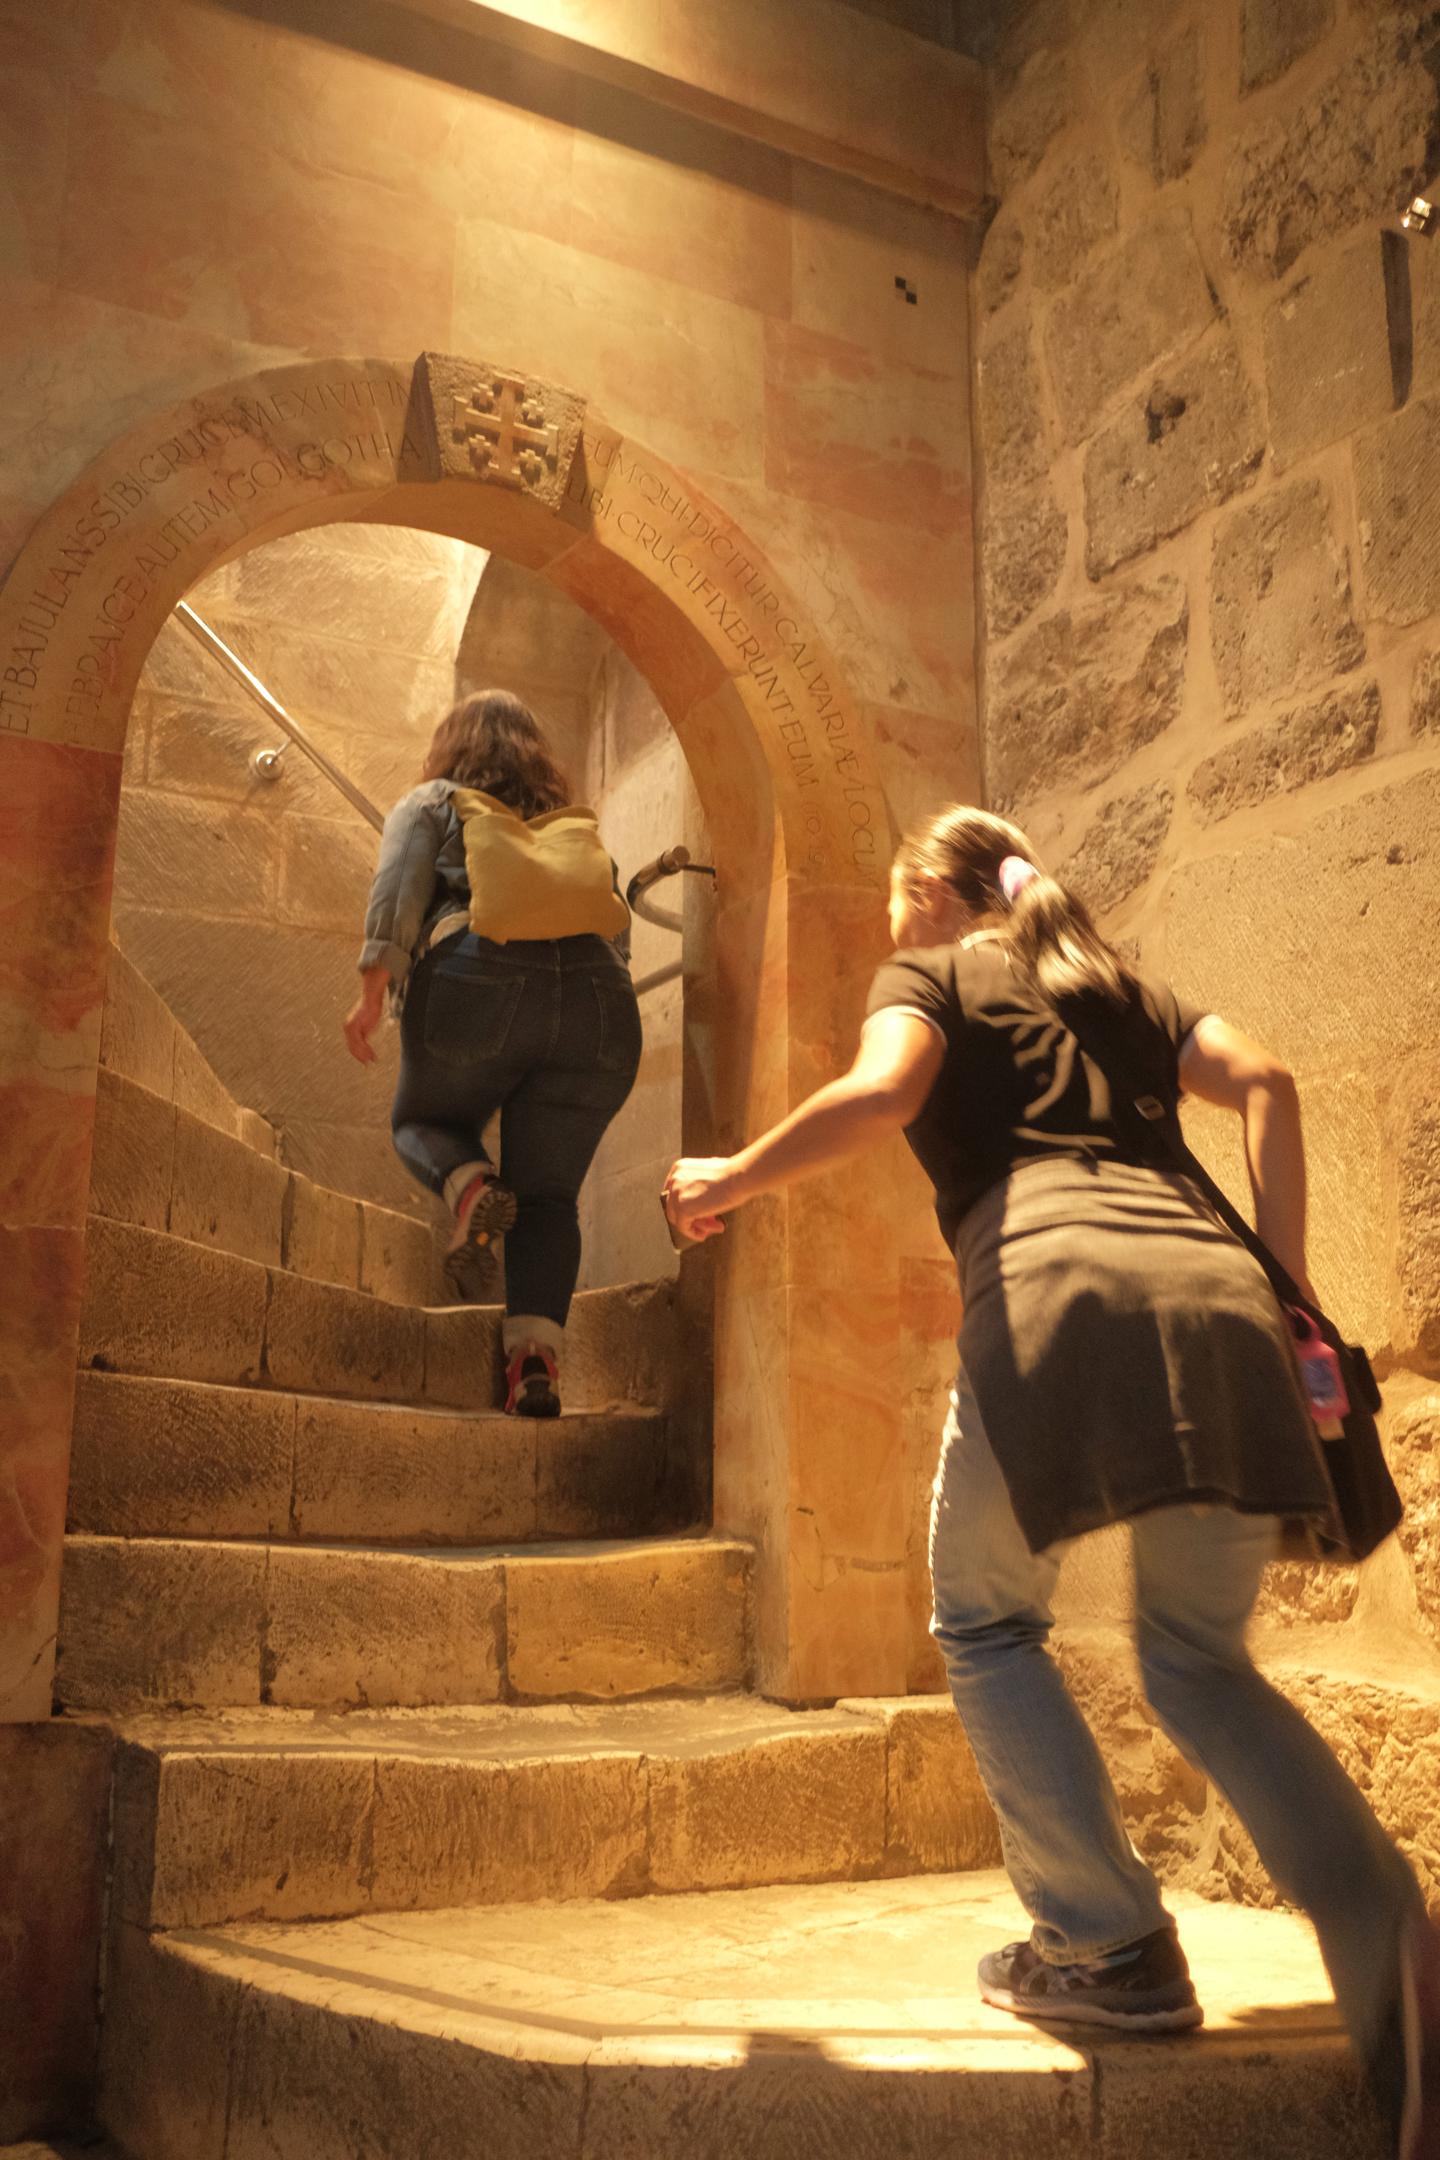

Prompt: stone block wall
[
  {"left": 0, "top": 0, "right": 979, "bottom": 883},
  {"left": 1, "top": 0, "right": 983, "bottom": 1246},
  {"left": 115, "top": 522, "right": 707, "bottom": 1285},
  {"left": 967, "top": 0, "right": 1440, "bottom": 1814},
  {"left": 113, "top": 525, "right": 487, "bottom": 1216},
  {"left": 579, "top": 647, "right": 709, "bottom": 1292}
]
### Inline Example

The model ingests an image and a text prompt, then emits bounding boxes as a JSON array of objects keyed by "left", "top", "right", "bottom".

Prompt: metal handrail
[
  {"left": 174, "top": 602, "right": 385, "bottom": 832},
  {"left": 174, "top": 599, "right": 702, "bottom": 1000},
  {"left": 626, "top": 845, "right": 717, "bottom": 929}
]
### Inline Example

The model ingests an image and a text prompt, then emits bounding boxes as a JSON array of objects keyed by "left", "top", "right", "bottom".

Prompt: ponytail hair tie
[{"left": 998, "top": 854, "right": 1040, "bottom": 906}]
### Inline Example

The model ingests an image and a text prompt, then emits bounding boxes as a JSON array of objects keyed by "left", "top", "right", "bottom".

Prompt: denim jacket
[{"left": 358, "top": 780, "right": 629, "bottom": 986}]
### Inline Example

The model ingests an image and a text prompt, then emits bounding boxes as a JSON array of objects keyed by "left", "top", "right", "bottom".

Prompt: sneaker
[
  {"left": 978, "top": 1926, "right": 1203, "bottom": 2033},
  {"left": 1398, "top": 1917, "right": 1440, "bottom": 2159},
  {"left": 504, "top": 1342, "right": 560, "bottom": 1419},
  {"left": 443, "top": 1174, "right": 517, "bottom": 1303}
]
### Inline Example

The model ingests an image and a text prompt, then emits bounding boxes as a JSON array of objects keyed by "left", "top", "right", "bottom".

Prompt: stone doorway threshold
[{"left": 105, "top": 1871, "right": 1388, "bottom": 2157}]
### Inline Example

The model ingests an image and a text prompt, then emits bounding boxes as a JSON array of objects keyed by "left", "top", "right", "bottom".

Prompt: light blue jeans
[{"left": 930, "top": 1373, "right": 1423, "bottom": 2058}]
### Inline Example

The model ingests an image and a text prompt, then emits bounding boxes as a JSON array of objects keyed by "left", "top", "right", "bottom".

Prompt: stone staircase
[{"left": 57, "top": 957, "right": 1389, "bottom": 2157}]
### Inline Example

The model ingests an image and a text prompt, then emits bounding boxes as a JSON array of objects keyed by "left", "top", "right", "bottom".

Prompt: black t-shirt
[{"left": 866, "top": 932, "right": 1210, "bottom": 1248}]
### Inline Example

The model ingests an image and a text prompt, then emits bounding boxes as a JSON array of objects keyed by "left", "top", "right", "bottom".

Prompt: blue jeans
[
  {"left": 391, "top": 932, "right": 641, "bottom": 1339},
  {"left": 930, "top": 1372, "right": 1423, "bottom": 2060}
]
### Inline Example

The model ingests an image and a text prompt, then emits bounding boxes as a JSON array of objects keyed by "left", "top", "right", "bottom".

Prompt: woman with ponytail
[{"left": 665, "top": 803, "right": 1437, "bottom": 2155}]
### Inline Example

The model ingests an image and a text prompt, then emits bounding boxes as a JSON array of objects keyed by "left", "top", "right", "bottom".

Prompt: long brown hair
[
  {"left": 421, "top": 690, "right": 571, "bottom": 818},
  {"left": 894, "top": 803, "right": 1136, "bottom": 1011}
]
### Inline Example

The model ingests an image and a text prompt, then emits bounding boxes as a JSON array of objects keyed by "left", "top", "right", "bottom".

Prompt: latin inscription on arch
[
  {"left": 0, "top": 354, "right": 884, "bottom": 886},
  {"left": 0, "top": 368, "right": 422, "bottom": 750},
  {"left": 565, "top": 434, "right": 888, "bottom": 883}
]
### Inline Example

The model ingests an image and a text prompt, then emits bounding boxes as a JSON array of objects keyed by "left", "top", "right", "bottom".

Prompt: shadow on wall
[{"left": 111, "top": 523, "right": 708, "bottom": 1284}]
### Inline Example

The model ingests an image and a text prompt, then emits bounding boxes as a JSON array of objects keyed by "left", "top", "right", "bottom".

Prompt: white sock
[{"left": 442, "top": 1160, "right": 491, "bottom": 1214}]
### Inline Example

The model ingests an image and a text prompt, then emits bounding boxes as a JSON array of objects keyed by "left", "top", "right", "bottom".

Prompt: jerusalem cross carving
[
  {"left": 456, "top": 375, "right": 558, "bottom": 488},
  {"left": 415, "top": 353, "right": 586, "bottom": 512}
]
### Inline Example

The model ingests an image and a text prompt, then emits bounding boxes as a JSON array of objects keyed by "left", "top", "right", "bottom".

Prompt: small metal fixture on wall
[{"left": 1401, "top": 193, "right": 1434, "bottom": 236}]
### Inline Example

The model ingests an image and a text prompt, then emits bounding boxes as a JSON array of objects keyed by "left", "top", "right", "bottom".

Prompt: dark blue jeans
[{"left": 392, "top": 932, "right": 641, "bottom": 1333}]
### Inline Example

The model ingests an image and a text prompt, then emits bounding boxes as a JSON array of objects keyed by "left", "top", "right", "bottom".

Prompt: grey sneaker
[{"left": 979, "top": 1925, "right": 1203, "bottom": 2033}]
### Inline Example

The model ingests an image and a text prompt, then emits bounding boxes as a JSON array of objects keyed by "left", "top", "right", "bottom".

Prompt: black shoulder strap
[{"left": 1061, "top": 997, "right": 1319, "bottom": 1324}]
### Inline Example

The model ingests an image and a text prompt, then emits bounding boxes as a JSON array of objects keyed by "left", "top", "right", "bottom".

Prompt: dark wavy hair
[
  {"left": 421, "top": 690, "right": 571, "bottom": 818},
  {"left": 894, "top": 803, "right": 1138, "bottom": 1012}
]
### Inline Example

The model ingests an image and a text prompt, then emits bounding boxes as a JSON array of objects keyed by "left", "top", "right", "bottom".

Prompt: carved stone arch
[{"left": 0, "top": 353, "right": 909, "bottom": 1718}]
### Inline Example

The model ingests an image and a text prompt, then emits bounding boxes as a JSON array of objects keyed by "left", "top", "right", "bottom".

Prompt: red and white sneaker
[
  {"left": 504, "top": 1342, "right": 560, "bottom": 1419},
  {"left": 443, "top": 1172, "right": 517, "bottom": 1303}
]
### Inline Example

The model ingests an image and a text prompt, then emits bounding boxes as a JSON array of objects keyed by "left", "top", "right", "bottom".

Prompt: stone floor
[{"left": 104, "top": 1870, "right": 1390, "bottom": 2158}]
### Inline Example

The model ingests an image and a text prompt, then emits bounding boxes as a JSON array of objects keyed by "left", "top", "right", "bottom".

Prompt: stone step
[
  {"left": 68, "top": 1371, "right": 682, "bottom": 1545},
  {"left": 92, "top": 1066, "right": 445, "bottom": 1301},
  {"left": 1059, "top": 1618, "right": 1440, "bottom": 1912},
  {"left": 102, "top": 938, "right": 277, "bottom": 1161},
  {"left": 78, "top": 1216, "right": 677, "bottom": 1413},
  {"left": 97, "top": 1875, "right": 1386, "bottom": 2160},
  {"left": 0, "top": 2144, "right": 122, "bottom": 2160},
  {"left": 55, "top": 1534, "right": 751, "bottom": 1713},
  {"left": 97, "top": 1694, "right": 998, "bottom": 1931}
]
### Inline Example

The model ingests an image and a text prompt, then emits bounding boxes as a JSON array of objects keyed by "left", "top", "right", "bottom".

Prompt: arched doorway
[{"left": 0, "top": 352, "right": 913, "bottom": 1716}]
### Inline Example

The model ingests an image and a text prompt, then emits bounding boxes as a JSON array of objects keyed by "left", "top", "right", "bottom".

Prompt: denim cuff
[{"left": 358, "top": 936, "right": 412, "bottom": 983}]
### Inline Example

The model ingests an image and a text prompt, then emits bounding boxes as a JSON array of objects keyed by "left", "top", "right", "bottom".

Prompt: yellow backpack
[{"left": 451, "top": 788, "right": 630, "bottom": 945}]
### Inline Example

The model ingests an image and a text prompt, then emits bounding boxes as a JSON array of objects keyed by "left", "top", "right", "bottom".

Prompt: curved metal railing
[{"left": 172, "top": 601, "right": 711, "bottom": 999}]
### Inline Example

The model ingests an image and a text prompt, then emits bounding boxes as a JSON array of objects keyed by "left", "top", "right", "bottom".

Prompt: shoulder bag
[
  {"left": 452, "top": 788, "right": 630, "bottom": 945},
  {"left": 1068, "top": 998, "right": 1401, "bottom": 1564}
]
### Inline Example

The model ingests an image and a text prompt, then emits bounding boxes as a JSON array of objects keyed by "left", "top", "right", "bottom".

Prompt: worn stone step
[
  {"left": 78, "top": 1216, "right": 678, "bottom": 1413},
  {"left": 91, "top": 1066, "right": 444, "bottom": 1301},
  {"left": 98, "top": 1875, "right": 1385, "bottom": 2160},
  {"left": 0, "top": 2144, "right": 121, "bottom": 2159},
  {"left": 67, "top": 1371, "right": 682, "bottom": 1546},
  {"left": 55, "top": 1534, "right": 751, "bottom": 1713},
  {"left": 102, "top": 938, "right": 276, "bottom": 1162},
  {"left": 95, "top": 1694, "right": 998, "bottom": 1931},
  {"left": 1059, "top": 1617, "right": 1440, "bottom": 1912}
]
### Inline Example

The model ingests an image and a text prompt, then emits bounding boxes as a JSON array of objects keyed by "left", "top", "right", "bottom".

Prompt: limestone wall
[
  {"left": 114, "top": 525, "right": 487, "bottom": 1216},
  {"left": 970, "top": 2, "right": 1440, "bottom": 1711},
  {"left": 116, "top": 523, "right": 704, "bottom": 1282},
  {"left": 577, "top": 648, "right": 709, "bottom": 1290},
  {"left": 0, "top": 0, "right": 979, "bottom": 861}
]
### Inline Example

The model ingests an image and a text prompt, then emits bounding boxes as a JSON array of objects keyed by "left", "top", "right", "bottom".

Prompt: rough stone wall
[
  {"left": 967, "top": 0, "right": 1440, "bottom": 1856},
  {"left": 114, "top": 525, "right": 486, "bottom": 1216}
]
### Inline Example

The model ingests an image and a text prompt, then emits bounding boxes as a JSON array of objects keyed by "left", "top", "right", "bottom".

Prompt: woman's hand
[
  {"left": 663, "top": 1156, "right": 750, "bottom": 1242},
  {"left": 343, "top": 968, "right": 390, "bottom": 1065}
]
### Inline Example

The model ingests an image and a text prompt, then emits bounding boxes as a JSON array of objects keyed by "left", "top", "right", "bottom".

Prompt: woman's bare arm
[
  {"left": 1179, "top": 1014, "right": 1315, "bottom": 1299},
  {"left": 665, "top": 1012, "right": 944, "bottom": 1236},
  {"left": 343, "top": 965, "right": 391, "bottom": 1064}
]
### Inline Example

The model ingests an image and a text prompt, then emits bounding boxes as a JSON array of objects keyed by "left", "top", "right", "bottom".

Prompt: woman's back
[{"left": 866, "top": 934, "right": 1205, "bottom": 1249}]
